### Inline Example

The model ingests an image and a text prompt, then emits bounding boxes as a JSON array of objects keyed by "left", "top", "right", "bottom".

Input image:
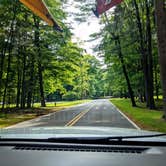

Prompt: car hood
[{"left": 0, "top": 127, "right": 166, "bottom": 142}]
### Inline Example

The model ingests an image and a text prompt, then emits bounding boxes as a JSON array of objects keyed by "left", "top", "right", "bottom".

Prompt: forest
[
  {"left": 0, "top": 0, "right": 109, "bottom": 111},
  {"left": 75, "top": 0, "right": 166, "bottom": 118},
  {"left": 0, "top": 0, "right": 166, "bottom": 120}
]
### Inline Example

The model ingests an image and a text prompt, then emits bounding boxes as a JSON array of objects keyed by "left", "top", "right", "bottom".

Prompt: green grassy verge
[
  {"left": 111, "top": 98, "right": 166, "bottom": 133},
  {"left": 0, "top": 100, "right": 91, "bottom": 109},
  {"left": 33, "top": 100, "right": 90, "bottom": 108},
  {"left": 0, "top": 100, "right": 90, "bottom": 128},
  {"left": 0, "top": 113, "right": 39, "bottom": 128}
]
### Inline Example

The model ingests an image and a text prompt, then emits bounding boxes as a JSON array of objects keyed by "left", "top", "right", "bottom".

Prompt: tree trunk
[
  {"left": 16, "top": 70, "right": 21, "bottom": 108},
  {"left": 116, "top": 37, "right": 136, "bottom": 107},
  {"left": 154, "top": 65, "right": 159, "bottom": 100},
  {"left": 16, "top": 47, "right": 22, "bottom": 108},
  {"left": 0, "top": 44, "right": 6, "bottom": 88},
  {"left": 38, "top": 62, "right": 46, "bottom": 107},
  {"left": 133, "top": 0, "right": 150, "bottom": 108},
  {"left": 103, "top": 12, "right": 136, "bottom": 107},
  {"left": 2, "top": 43, "right": 13, "bottom": 111},
  {"left": 0, "top": 2, "right": 17, "bottom": 108},
  {"left": 27, "top": 53, "right": 35, "bottom": 108},
  {"left": 0, "top": 29, "right": 14, "bottom": 88},
  {"left": 145, "top": 0, "right": 155, "bottom": 109},
  {"left": 20, "top": 47, "right": 26, "bottom": 109},
  {"left": 1, "top": 5, "right": 17, "bottom": 111},
  {"left": 155, "top": 0, "right": 166, "bottom": 120},
  {"left": 34, "top": 17, "right": 46, "bottom": 107}
]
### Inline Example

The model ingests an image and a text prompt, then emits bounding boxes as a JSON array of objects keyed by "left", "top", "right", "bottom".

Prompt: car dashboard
[{"left": 0, "top": 141, "right": 166, "bottom": 166}]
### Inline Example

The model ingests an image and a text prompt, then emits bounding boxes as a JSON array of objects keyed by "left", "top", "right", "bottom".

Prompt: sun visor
[{"left": 19, "top": 0, "right": 60, "bottom": 29}]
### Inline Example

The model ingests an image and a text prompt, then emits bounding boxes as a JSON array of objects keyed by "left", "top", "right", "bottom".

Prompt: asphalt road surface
[{"left": 7, "top": 99, "right": 139, "bottom": 129}]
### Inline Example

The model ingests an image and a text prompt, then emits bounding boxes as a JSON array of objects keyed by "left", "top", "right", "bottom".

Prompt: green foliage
[
  {"left": 0, "top": 0, "right": 107, "bottom": 109},
  {"left": 0, "top": 0, "right": 77, "bottom": 108},
  {"left": 62, "top": 91, "right": 80, "bottom": 101},
  {"left": 0, "top": 0, "right": 163, "bottom": 112},
  {"left": 74, "top": 0, "right": 162, "bottom": 105}
]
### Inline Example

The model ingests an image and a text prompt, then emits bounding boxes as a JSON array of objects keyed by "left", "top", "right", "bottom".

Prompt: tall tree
[
  {"left": 155, "top": 0, "right": 166, "bottom": 119},
  {"left": 1, "top": 0, "right": 18, "bottom": 111},
  {"left": 34, "top": 17, "right": 46, "bottom": 107},
  {"left": 145, "top": 0, "right": 155, "bottom": 109}
]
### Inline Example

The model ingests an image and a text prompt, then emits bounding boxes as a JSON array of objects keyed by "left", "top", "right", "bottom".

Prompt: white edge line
[{"left": 110, "top": 103, "right": 141, "bottom": 130}]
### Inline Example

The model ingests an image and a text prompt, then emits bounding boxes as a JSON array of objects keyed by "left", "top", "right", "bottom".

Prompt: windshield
[{"left": 0, "top": 0, "right": 166, "bottom": 138}]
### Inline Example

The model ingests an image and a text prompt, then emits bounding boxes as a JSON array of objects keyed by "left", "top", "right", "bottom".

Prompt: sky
[
  {"left": 65, "top": 0, "right": 101, "bottom": 55},
  {"left": 72, "top": 19, "right": 101, "bottom": 55}
]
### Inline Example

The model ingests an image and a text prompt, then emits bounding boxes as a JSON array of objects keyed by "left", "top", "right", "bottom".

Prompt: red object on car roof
[{"left": 93, "top": 0, "right": 124, "bottom": 17}]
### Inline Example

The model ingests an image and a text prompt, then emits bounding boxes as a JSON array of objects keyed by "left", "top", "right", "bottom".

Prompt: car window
[{"left": 0, "top": 0, "right": 166, "bottom": 135}]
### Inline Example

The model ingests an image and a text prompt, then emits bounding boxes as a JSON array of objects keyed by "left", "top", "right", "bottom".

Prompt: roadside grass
[
  {"left": 0, "top": 100, "right": 90, "bottom": 128},
  {"left": 0, "top": 100, "right": 90, "bottom": 109},
  {"left": 111, "top": 98, "right": 166, "bottom": 133},
  {"left": 0, "top": 113, "right": 38, "bottom": 128},
  {"left": 33, "top": 100, "right": 90, "bottom": 108}
]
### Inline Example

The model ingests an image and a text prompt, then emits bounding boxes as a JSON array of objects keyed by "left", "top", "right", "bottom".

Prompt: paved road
[{"left": 7, "top": 99, "right": 139, "bottom": 129}]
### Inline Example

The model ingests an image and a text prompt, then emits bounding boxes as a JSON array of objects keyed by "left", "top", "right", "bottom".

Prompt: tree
[
  {"left": 1, "top": 0, "right": 18, "bottom": 111},
  {"left": 0, "top": 0, "right": 75, "bottom": 109},
  {"left": 97, "top": 8, "right": 137, "bottom": 106},
  {"left": 155, "top": 0, "right": 166, "bottom": 119},
  {"left": 74, "top": 0, "right": 161, "bottom": 109}
]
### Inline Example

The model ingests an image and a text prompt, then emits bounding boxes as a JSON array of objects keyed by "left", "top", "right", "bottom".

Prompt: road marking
[
  {"left": 65, "top": 110, "right": 89, "bottom": 126},
  {"left": 5, "top": 104, "right": 88, "bottom": 129},
  {"left": 110, "top": 103, "right": 140, "bottom": 130},
  {"left": 65, "top": 105, "right": 94, "bottom": 127}
]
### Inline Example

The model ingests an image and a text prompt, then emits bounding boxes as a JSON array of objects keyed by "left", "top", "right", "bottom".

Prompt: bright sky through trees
[{"left": 66, "top": 0, "right": 101, "bottom": 55}]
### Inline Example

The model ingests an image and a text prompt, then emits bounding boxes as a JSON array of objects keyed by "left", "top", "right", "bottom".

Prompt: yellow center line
[
  {"left": 65, "top": 104, "right": 94, "bottom": 127},
  {"left": 65, "top": 110, "right": 87, "bottom": 127}
]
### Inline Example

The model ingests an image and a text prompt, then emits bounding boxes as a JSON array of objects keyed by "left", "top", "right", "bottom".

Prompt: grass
[
  {"left": 0, "top": 100, "right": 90, "bottom": 128},
  {"left": 33, "top": 100, "right": 90, "bottom": 108},
  {"left": 0, "top": 113, "right": 38, "bottom": 128},
  {"left": 111, "top": 98, "right": 166, "bottom": 133}
]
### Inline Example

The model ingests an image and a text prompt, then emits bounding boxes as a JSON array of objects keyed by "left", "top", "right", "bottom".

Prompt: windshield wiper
[
  {"left": 106, "top": 133, "right": 166, "bottom": 141},
  {"left": 46, "top": 133, "right": 166, "bottom": 146},
  {"left": 48, "top": 133, "right": 166, "bottom": 142},
  {"left": 0, "top": 134, "right": 166, "bottom": 146}
]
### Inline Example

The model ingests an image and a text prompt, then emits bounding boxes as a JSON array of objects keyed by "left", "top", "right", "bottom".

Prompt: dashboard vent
[{"left": 13, "top": 145, "right": 148, "bottom": 154}]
